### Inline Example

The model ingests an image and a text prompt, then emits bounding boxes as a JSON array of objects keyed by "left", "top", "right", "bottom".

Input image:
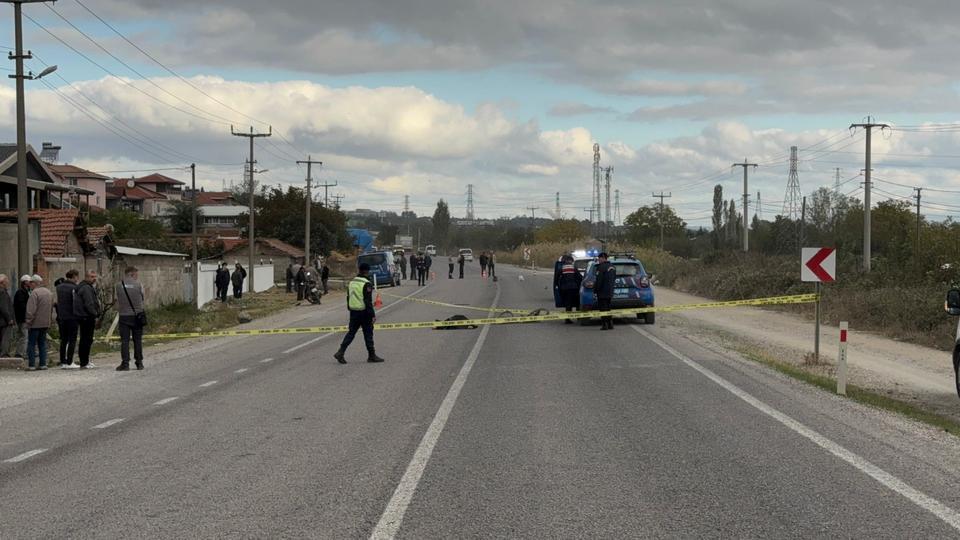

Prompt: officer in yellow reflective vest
[{"left": 334, "top": 263, "right": 385, "bottom": 364}]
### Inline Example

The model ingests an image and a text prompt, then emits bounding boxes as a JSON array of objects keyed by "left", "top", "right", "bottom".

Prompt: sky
[{"left": 4, "top": 0, "right": 960, "bottom": 223}]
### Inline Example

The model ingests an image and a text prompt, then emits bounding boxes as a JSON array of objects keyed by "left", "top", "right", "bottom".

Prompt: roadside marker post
[
  {"left": 802, "top": 247, "right": 837, "bottom": 363},
  {"left": 838, "top": 321, "right": 849, "bottom": 395}
]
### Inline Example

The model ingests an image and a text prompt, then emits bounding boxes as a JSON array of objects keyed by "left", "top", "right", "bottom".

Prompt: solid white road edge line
[
  {"left": 633, "top": 325, "right": 960, "bottom": 533},
  {"left": 282, "top": 284, "right": 431, "bottom": 355},
  {"left": 153, "top": 397, "right": 179, "bottom": 406},
  {"left": 235, "top": 368, "right": 249, "bottom": 373},
  {"left": 369, "top": 283, "right": 501, "bottom": 540},
  {"left": 92, "top": 418, "right": 125, "bottom": 430},
  {"left": 199, "top": 380, "right": 218, "bottom": 387},
  {"left": 4, "top": 448, "right": 48, "bottom": 463}
]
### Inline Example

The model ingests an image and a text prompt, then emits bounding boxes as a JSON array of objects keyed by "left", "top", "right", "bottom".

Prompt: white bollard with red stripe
[{"left": 837, "top": 321, "right": 849, "bottom": 396}]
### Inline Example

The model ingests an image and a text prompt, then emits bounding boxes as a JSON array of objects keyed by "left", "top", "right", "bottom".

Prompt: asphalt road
[{"left": 4, "top": 263, "right": 960, "bottom": 538}]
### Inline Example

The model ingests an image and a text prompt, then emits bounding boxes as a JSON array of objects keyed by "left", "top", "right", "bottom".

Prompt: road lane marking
[
  {"left": 92, "top": 418, "right": 125, "bottom": 430},
  {"left": 370, "top": 283, "right": 501, "bottom": 540},
  {"left": 153, "top": 397, "right": 179, "bottom": 405},
  {"left": 199, "top": 380, "right": 218, "bottom": 387},
  {"left": 235, "top": 368, "right": 249, "bottom": 373},
  {"left": 284, "top": 285, "right": 431, "bottom": 355},
  {"left": 4, "top": 449, "right": 47, "bottom": 463},
  {"left": 633, "top": 326, "right": 960, "bottom": 533},
  {"left": 260, "top": 358, "right": 274, "bottom": 363}
]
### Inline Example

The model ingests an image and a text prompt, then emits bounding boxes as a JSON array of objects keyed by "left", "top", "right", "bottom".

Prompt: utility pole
[
  {"left": 757, "top": 191, "right": 762, "bottom": 221},
  {"left": 466, "top": 184, "right": 475, "bottom": 220},
  {"left": 583, "top": 207, "right": 595, "bottom": 222},
  {"left": 593, "top": 143, "right": 601, "bottom": 234},
  {"left": 614, "top": 189, "right": 621, "bottom": 227},
  {"left": 231, "top": 125, "right": 272, "bottom": 293},
  {"left": 332, "top": 193, "right": 344, "bottom": 210},
  {"left": 527, "top": 206, "right": 539, "bottom": 222},
  {"left": 849, "top": 118, "right": 889, "bottom": 272},
  {"left": 316, "top": 180, "right": 337, "bottom": 208},
  {"left": 404, "top": 195, "right": 410, "bottom": 215},
  {"left": 652, "top": 191, "right": 672, "bottom": 250},
  {"left": 732, "top": 160, "right": 758, "bottom": 252},
  {"left": 555, "top": 192, "right": 561, "bottom": 219},
  {"left": 6, "top": 0, "right": 58, "bottom": 277},
  {"left": 800, "top": 196, "right": 807, "bottom": 256},
  {"left": 915, "top": 187, "right": 923, "bottom": 253},
  {"left": 296, "top": 156, "right": 322, "bottom": 262},
  {"left": 190, "top": 163, "right": 197, "bottom": 304}
]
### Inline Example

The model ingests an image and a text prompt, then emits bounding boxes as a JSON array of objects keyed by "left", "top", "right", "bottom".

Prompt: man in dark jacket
[
  {"left": 409, "top": 253, "right": 418, "bottom": 284},
  {"left": 285, "top": 262, "right": 294, "bottom": 293},
  {"left": 415, "top": 253, "right": 428, "bottom": 286},
  {"left": 216, "top": 263, "right": 230, "bottom": 302},
  {"left": 424, "top": 254, "right": 433, "bottom": 281},
  {"left": 554, "top": 255, "right": 583, "bottom": 324},
  {"left": 333, "top": 263, "right": 384, "bottom": 364},
  {"left": 231, "top": 263, "right": 246, "bottom": 299},
  {"left": 73, "top": 270, "right": 100, "bottom": 368},
  {"left": 399, "top": 253, "right": 407, "bottom": 281},
  {"left": 0, "top": 274, "right": 15, "bottom": 357},
  {"left": 295, "top": 265, "right": 307, "bottom": 301},
  {"left": 14, "top": 274, "right": 31, "bottom": 358},
  {"left": 458, "top": 253, "right": 466, "bottom": 279},
  {"left": 594, "top": 252, "right": 616, "bottom": 330},
  {"left": 55, "top": 270, "right": 81, "bottom": 368},
  {"left": 320, "top": 262, "right": 330, "bottom": 294}
]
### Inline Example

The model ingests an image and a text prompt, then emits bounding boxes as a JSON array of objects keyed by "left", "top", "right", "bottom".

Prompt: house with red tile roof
[
  {"left": 106, "top": 179, "right": 168, "bottom": 217},
  {"left": 48, "top": 164, "right": 109, "bottom": 210}
]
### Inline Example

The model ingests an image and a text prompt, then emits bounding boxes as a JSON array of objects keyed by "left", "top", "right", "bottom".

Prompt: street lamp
[{"left": 4, "top": 0, "right": 58, "bottom": 278}]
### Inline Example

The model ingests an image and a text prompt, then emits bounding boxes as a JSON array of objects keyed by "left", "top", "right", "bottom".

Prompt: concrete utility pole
[
  {"left": 5, "top": 0, "right": 58, "bottom": 277},
  {"left": 732, "top": 160, "right": 758, "bottom": 252},
  {"left": 231, "top": 125, "right": 272, "bottom": 293},
  {"left": 849, "top": 118, "right": 889, "bottom": 272},
  {"left": 800, "top": 196, "right": 807, "bottom": 256},
  {"left": 296, "top": 156, "right": 322, "bottom": 262},
  {"left": 555, "top": 192, "right": 561, "bottom": 219},
  {"left": 652, "top": 191, "right": 672, "bottom": 250},
  {"left": 315, "top": 180, "right": 337, "bottom": 208},
  {"left": 466, "top": 184, "right": 475, "bottom": 220},
  {"left": 191, "top": 163, "right": 197, "bottom": 303},
  {"left": 332, "top": 193, "right": 344, "bottom": 210},
  {"left": 527, "top": 206, "right": 539, "bottom": 222},
  {"left": 915, "top": 187, "right": 923, "bottom": 252}
]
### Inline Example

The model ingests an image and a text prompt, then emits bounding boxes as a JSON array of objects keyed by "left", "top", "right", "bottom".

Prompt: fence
[{"left": 194, "top": 263, "right": 274, "bottom": 308}]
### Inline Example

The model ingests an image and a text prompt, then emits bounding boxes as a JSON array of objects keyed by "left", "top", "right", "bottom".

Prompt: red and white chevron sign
[{"left": 801, "top": 247, "right": 836, "bottom": 283}]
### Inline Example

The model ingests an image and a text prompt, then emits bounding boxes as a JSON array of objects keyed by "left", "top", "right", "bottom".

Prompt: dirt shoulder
[{"left": 655, "top": 287, "right": 960, "bottom": 421}]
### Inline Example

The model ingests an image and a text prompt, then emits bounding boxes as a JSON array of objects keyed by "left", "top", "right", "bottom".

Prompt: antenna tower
[
  {"left": 603, "top": 166, "right": 613, "bottom": 227},
  {"left": 614, "top": 189, "right": 621, "bottom": 226},
  {"left": 555, "top": 192, "right": 561, "bottom": 219},
  {"left": 782, "top": 146, "right": 802, "bottom": 220},
  {"left": 404, "top": 194, "right": 410, "bottom": 214},
  {"left": 466, "top": 184, "right": 475, "bottom": 220},
  {"left": 592, "top": 143, "right": 601, "bottom": 226}
]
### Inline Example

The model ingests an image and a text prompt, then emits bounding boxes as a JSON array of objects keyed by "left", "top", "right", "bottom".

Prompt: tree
[
  {"left": 379, "top": 224, "right": 399, "bottom": 245},
  {"left": 712, "top": 184, "right": 723, "bottom": 249},
  {"left": 166, "top": 200, "right": 204, "bottom": 234},
  {"left": 624, "top": 205, "right": 686, "bottom": 246},
  {"left": 88, "top": 208, "right": 165, "bottom": 239},
  {"left": 432, "top": 199, "right": 451, "bottom": 247},
  {"left": 246, "top": 185, "right": 352, "bottom": 255},
  {"left": 534, "top": 219, "right": 587, "bottom": 243}
]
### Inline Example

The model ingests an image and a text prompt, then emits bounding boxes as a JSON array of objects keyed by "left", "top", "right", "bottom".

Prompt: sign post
[
  {"left": 837, "top": 321, "right": 849, "bottom": 395},
  {"left": 801, "top": 247, "right": 837, "bottom": 363}
]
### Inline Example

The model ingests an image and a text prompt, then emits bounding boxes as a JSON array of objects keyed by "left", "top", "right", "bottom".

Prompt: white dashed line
[
  {"left": 92, "top": 418, "right": 125, "bottom": 430},
  {"left": 282, "top": 335, "right": 331, "bottom": 354},
  {"left": 153, "top": 397, "right": 179, "bottom": 406},
  {"left": 235, "top": 368, "right": 249, "bottom": 373},
  {"left": 199, "top": 380, "right": 218, "bottom": 387},
  {"left": 4, "top": 449, "right": 48, "bottom": 463},
  {"left": 260, "top": 358, "right": 274, "bottom": 363}
]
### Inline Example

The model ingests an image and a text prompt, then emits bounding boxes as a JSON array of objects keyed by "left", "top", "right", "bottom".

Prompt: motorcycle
[{"left": 304, "top": 270, "right": 322, "bottom": 305}]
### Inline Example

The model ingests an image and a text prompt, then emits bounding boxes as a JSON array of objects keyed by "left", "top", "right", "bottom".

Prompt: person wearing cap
[
  {"left": 13, "top": 274, "right": 31, "bottom": 358},
  {"left": 594, "top": 252, "right": 616, "bottom": 330},
  {"left": 0, "top": 274, "right": 15, "bottom": 357},
  {"left": 24, "top": 274, "right": 55, "bottom": 370},
  {"left": 333, "top": 262, "right": 384, "bottom": 364}
]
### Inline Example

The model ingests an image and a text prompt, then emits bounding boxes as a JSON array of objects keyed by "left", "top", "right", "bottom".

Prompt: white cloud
[{"left": 518, "top": 164, "right": 560, "bottom": 176}]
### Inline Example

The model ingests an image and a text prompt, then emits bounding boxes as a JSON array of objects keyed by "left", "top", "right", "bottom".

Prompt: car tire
[{"left": 645, "top": 312, "right": 655, "bottom": 325}]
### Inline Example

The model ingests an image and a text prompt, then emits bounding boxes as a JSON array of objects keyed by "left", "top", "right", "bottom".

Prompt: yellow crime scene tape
[
  {"left": 103, "top": 294, "right": 818, "bottom": 341},
  {"left": 378, "top": 291, "right": 536, "bottom": 314}
]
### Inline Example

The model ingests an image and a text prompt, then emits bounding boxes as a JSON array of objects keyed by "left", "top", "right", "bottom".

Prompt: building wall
[
  {"left": 222, "top": 245, "right": 301, "bottom": 284},
  {"left": 0, "top": 221, "right": 39, "bottom": 278}
]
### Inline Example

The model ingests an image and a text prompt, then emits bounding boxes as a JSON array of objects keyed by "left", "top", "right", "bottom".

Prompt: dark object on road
[
  {"left": 237, "top": 311, "right": 253, "bottom": 323},
  {"left": 334, "top": 263, "right": 384, "bottom": 364},
  {"left": 435, "top": 314, "right": 478, "bottom": 330}
]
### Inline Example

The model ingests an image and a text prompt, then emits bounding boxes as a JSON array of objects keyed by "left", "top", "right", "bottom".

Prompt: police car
[
  {"left": 580, "top": 253, "right": 656, "bottom": 324},
  {"left": 944, "top": 288, "right": 960, "bottom": 397}
]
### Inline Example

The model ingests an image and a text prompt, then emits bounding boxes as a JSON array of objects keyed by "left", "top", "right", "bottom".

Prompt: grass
[{"left": 736, "top": 345, "right": 960, "bottom": 437}]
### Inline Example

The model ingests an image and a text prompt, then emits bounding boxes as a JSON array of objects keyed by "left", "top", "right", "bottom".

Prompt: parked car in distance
[
  {"left": 459, "top": 248, "right": 474, "bottom": 262},
  {"left": 944, "top": 288, "right": 960, "bottom": 397},
  {"left": 425, "top": 244, "right": 437, "bottom": 256},
  {"left": 580, "top": 253, "right": 655, "bottom": 324},
  {"left": 358, "top": 250, "right": 402, "bottom": 287}
]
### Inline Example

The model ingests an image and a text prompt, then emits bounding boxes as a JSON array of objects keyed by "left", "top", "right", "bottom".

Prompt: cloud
[
  {"left": 518, "top": 164, "right": 560, "bottom": 176},
  {"left": 603, "top": 79, "right": 748, "bottom": 97},
  {"left": 547, "top": 102, "right": 615, "bottom": 117}
]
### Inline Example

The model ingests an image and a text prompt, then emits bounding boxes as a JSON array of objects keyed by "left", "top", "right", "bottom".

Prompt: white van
[
  {"left": 425, "top": 245, "right": 437, "bottom": 256},
  {"left": 458, "top": 248, "right": 474, "bottom": 262}
]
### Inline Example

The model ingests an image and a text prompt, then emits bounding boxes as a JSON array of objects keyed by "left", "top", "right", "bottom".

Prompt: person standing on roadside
[
  {"left": 333, "top": 263, "right": 384, "bottom": 364},
  {"left": 0, "top": 274, "right": 15, "bottom": 357},
  {"left": 55, "top": 270, "right": 81, "bottom": 368},
  {"left": 73, "top": 270, "right": 100, "bottom": 369},
  {"left": 448, "top": 256, "right": 455, "bottom": 279},
  {"left": 488, "top": 252, "right": 496, "bottom": 279},
  {"left": 416, "top": 252, "right": 428, "bottom": 286},
  {"left": 479, "top": 252, "right": 489, "bottom": 277},
  {"left": 594, "top": 252, "right": 616, "bottom": 330},
  {"left": 458, "top": 253, "right": 466, "bottom": 279},
  {"left": 24, "top": 275, "right": 55, "bottom": 370},
  {"left": 232, "top": 263, "right": 246, "bottom": 299},
  {"left": 216, "top": 263, "right": 230, "bottom": 302},
  {"left": 115, "top": 266, "right": 146, "bottom": 371},
  {"left": 320, "top": 261, "right": 330, "bottom": 294},
  {"left": 554, "top": 255, "right": 582, "bottom": 324},
  {"left": 14, "top": 274, "right": 31, "bottom": 358},
  {"left": 409, "top": 252, "right": 418, "bottom": 284},
  {"left": 285, "top": 262, "right": 294, "bottom": 293},
  {"left": 425, "top": 253, "right": 433, "bottom": 281},
  {"left": 399, "top": 253, "right": 407, "bottom": 281},
  {"left": 295, "top": 264, "right": 307, "bottom": 302}
]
